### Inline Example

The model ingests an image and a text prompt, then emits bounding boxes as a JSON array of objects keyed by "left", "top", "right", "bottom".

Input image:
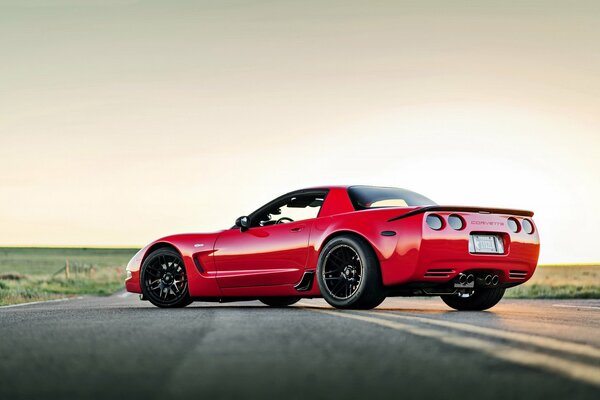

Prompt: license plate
[{"left": 469, "top": 234, "right": 504, "bottom": 254}]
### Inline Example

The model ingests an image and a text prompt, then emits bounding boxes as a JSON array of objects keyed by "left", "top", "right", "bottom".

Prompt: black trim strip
[{"left": 387, "top": 205, "right": 534, "bottom": 222}]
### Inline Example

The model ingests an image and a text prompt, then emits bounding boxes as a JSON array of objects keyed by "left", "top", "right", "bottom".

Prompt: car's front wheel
[
  {"left": 316, "top": 235, "right": 386, "bottom": 309},
  {"left": 440, "top": 287, "right": 505, "bottom": 311},
  {"left": 141, "top": 248, "right": 192, "bottom": 308}
]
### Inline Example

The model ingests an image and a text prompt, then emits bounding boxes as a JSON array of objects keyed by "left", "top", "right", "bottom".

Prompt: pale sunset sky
[{"left": 1, "top": 1, "right": 599, "bottom": 264}]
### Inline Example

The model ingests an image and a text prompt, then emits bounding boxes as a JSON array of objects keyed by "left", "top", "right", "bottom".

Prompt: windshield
[{"left": 347, "top": 186, "right": 436, "bottom": 210}]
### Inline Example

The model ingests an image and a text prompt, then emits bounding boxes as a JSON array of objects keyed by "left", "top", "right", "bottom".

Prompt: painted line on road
[
  {"left": 301, "top": 306, "right": 600, "bottom": 388},
  {"left": 552, "top": 304, "right": 600, "bottom": 311},
  {"left": 367, "top": 311, "right": 600, "bottom": 360},
  {"left": 299, "top": 302, "right": 600, "bottom": 359},
  {"left": 0, "top": 296, "right": 83, "bottom": 309}
]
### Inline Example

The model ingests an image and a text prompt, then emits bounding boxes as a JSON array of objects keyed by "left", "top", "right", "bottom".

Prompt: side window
[{"left": 253, "top": 194, "right": 325, "bottom": 227}]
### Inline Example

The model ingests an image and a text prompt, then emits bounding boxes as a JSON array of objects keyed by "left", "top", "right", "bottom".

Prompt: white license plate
[{"left": 470, "top": 234, "right": 504, "bottom": 254}]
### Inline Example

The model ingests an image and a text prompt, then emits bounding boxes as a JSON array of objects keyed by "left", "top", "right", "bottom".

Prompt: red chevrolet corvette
[{"left": 125, "top": 186, "right": 540, "bottom": 310}]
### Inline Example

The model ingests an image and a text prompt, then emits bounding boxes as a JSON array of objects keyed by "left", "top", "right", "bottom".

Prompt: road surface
[{"left": 1, "top": 293, "right": 599, "bottom": 400}]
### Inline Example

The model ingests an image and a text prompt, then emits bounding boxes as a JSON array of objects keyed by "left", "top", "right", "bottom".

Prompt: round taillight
[
  {"left": 426, "top": 214, "right": 443, "bottom": 230},
  {"left": 448, "top": 214, "right": 464, "bottom": 230},
  {"left": 507, "top": 217, "right": 520, "bottom": 233},
  {"left": 522, "top": 219, "right": 534, "bottom": 234}
]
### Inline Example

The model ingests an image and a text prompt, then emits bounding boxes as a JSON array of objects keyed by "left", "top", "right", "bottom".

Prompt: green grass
[
  {"left": 0, "top": 247, "right": 139, "bottom": 306},
  {"left": 505, "top": 264, "right": 600, "bottom": 299},
  {"left": 0, "top": 247, "right": 138, "bottom": 275},
  {"left": 505, "top": 284, "right": 600, "bottom": 299}
]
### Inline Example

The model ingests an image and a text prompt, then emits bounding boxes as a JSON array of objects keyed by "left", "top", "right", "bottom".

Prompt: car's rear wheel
[
  {"left": 141, "top": 248, "right": 192, "bottom": 308},
  {"left": 259, "top": 297, "right": 300, "bottom": 307},
  {"left": 440, "top": 287, "right": 505, "bottom": 311},
  {"left": 316, "top": 235, "right": 386, "bottom": 309}
]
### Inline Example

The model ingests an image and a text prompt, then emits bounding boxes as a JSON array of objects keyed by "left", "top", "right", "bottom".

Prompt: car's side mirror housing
[{"left": 235, "top": 216, "right": 250, "bottom": 232}]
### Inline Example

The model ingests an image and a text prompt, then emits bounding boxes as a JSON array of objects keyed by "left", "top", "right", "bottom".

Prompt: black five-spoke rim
[
  {"left": 323, "top": 244, "right": 363, "bottom": 300},
  {"left": 144, "top": 254, "right": 187, "bottom": 303}
]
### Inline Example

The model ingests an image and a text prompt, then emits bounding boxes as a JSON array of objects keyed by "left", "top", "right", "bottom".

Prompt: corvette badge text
[{"left": 471, "top": 221, "right": 505, "bottom": 226}]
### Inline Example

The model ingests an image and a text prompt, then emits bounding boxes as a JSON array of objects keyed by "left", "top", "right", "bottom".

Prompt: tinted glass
[
  {"left": 348, "top": 186, "right": 436, "bottom": 210},
  {"left": 252, "top": 194, "right": 325, "bottom": 227}
]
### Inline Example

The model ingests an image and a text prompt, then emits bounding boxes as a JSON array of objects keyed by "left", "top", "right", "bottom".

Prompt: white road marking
[
  {"left": 304, "top": 307, "right": 600, "bottom": 388},
  {"left": 0, "top": 296, "right": 83, "bottom": 309},
  {"left": 118, "top": 292, "right": 132, "bottom": 298},
  {"left": 370, "top": 311, "right": 600, "bottom": 359},
  {"left": 552, "top": 304, "right": 600, "bottom": 311}
]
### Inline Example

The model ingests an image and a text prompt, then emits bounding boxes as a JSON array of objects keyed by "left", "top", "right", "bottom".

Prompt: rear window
[{"left": 348, "top": 186, "right": 436, "bottom": 210}]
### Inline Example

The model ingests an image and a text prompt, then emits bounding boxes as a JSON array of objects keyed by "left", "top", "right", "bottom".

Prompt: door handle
[{"left": 290, "top": 226, "right": 305, "bottom": 232}]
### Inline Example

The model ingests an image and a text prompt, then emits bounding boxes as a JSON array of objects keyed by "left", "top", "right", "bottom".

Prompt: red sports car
[{"left": 125, "top": 186, "right": 540, "bottom": 310}]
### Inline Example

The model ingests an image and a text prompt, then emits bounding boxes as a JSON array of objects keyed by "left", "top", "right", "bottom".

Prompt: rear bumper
[{"left": 381, "top": 255, "right": 537, "bottom": 287}]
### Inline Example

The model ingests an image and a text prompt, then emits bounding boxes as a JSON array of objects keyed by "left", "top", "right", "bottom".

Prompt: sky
[{"left": 0, "top": 0, "right": 599, "bottom": 264}]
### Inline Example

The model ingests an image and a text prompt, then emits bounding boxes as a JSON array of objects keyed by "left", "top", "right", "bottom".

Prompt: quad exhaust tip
[
  {"left": 457, "top": 273, "right": 475, "bottom": 285},
  {"left": 483, "top": 274, "right": 500, "bottom": 286}
]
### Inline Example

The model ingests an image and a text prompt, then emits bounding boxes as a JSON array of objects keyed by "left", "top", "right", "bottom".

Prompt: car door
[{"left": 213, "top": 190, "right": 326, "bottom": 288}]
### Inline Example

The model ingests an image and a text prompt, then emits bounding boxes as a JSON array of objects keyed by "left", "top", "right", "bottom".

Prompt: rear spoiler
[{"left": 387, "top": 205, "right": 534, "bottom": 222}]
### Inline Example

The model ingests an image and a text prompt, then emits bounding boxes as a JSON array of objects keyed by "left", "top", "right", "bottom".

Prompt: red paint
[{"left": 126, "top": 186, "right": 540, "bottom": 300}]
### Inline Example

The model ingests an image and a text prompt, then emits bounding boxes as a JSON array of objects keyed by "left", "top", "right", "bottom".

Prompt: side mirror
[{"left": 235, "top": 216, "right": 250, "bottom": 232}]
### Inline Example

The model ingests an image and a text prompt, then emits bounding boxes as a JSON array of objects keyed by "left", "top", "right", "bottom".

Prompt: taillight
[
  {"left": 507, "top": 217, "right": 520, "bottom": 233},
  {"left": 522, "top": 219, "right": 534, "bottom": 234},
  {"left": 426, "top": 214, "right": 444, "bottom": 230},
  {"left": 448, "top": 214, "right": 465, "bottom": 230}
]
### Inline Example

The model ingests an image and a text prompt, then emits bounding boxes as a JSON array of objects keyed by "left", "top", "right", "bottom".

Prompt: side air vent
[
  {"left": 424, "top": 268, "right": 455, "bottom": 278},
  {"left": 193, "top": 256, "right": 204, "bottom": 273},
  {"left": 509, "top": 270, "right": 528, "bottom": 279},
  {"left": 295, "top": 271, "right": 315, "bottom": 291}
]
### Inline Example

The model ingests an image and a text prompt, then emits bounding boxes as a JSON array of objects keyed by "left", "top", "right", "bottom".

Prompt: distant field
[
  {"left": 1, "top": 247, "right": 599, "bottom": 305},
  {"left": 0, "top": 247, "right": 139, "bottom": 275},
  {"left": 0, "top": 247, "right": 139, "bottom": 306},
  {"left": 506, "top": 264, "right": 600, "bottom": 299}
]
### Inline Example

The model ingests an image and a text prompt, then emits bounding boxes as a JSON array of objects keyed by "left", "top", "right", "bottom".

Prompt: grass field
[
  {"left": 1, "top": 247, "right": 598, "bottom": 305},
  {"left": 505, "top": 264, "right": 600, "bottom": 299},
  {"left": 0, "top": 247, "right": 138, "bottom": 306}
]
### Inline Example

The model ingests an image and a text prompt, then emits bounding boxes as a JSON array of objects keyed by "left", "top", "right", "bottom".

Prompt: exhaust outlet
[
  {"left": 466, "top": 274, "right": 475, "bottom": 284},
  {"left": 484, "top": 275, "right": 492, "bottom": 285},
  {"left": 491, "top": 275, "right": 500, "bottom": 286},
  {"left": 458, "top": 273, "right": 467, "bottom": 284}
]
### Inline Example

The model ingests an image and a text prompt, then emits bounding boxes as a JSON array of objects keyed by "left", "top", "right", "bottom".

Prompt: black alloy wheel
[
  {"left": 323, "top": 244, "right": 363, "bottom": 300},
  {"left": 317, "top": 235, "right": 386, "bottom": 309},
  {"left": 141, "top": 249, "right": 192, "bottom": 308}
]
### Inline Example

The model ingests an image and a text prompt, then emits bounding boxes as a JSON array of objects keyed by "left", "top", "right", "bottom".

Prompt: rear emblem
[{"left": 194, "top": 244, "right": 204, "bottom": 247}]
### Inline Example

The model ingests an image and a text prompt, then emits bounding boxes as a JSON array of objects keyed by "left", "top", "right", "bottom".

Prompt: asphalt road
[{"left": 1, "top": 294, "right": 599, "bottom": 400}]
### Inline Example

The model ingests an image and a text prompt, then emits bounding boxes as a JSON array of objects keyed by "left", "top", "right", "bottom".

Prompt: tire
[
  {"left": 259, "top": 297, "right": 301, "bottom": 307},
  {"left": 140, "top": 248, "right": 192, "bottom": 308},
  {"left": 316, "top": 234, "right": 386, "bottom": 309},
  {"left": 441, "top": 287, "right": 505, "bottom": 311}
]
